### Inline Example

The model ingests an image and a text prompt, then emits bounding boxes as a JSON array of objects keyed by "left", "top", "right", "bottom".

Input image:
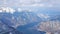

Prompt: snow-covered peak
[{"left": 0, "top": 7, "right": 15, "bottom": 14}]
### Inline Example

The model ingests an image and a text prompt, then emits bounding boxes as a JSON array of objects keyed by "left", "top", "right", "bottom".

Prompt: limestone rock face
[{"left": 37, "top": 20, "right": 60, "bottom": 34}]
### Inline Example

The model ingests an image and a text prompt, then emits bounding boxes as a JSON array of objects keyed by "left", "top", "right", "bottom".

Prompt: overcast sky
[{"left": 0, "top": 0, "right": 60, "bottom": 7}]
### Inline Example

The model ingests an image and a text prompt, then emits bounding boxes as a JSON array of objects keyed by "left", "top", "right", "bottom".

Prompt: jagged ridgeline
[
  {"left": 0, "top": 8, "right": 41, "bottom": 34},
  {"left": 0, "top": 20, "right": 23, "bottom": 34},
  {"left": 0, "top": 7, "right": 60, "bottom": 34}
]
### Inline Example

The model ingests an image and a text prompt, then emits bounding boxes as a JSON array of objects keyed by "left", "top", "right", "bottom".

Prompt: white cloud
[
  {"left": 0, "top": 0, "right": 60, "bottom": 7},
  {"left": 17, "top": 8, "right": 22, "bottom": 12},
  {"left": 5, "top": 7, "right": 15, "bottom": 13},
  {"left": 48, "top": 4, "right": 53, "bottom": 7},
  {"left": 0, "top": 9, "right": 2, "bottom": 12},
  {"left": 0, "top": 0, "right": 54, "bottom": 7},
  {"left": 31, "top": 4, "right": 44, "bottom": 7}
]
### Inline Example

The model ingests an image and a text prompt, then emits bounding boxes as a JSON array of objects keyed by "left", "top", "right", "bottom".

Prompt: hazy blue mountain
[{"left": 0, "top": 9, "right": 60, "bottom": 34}]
